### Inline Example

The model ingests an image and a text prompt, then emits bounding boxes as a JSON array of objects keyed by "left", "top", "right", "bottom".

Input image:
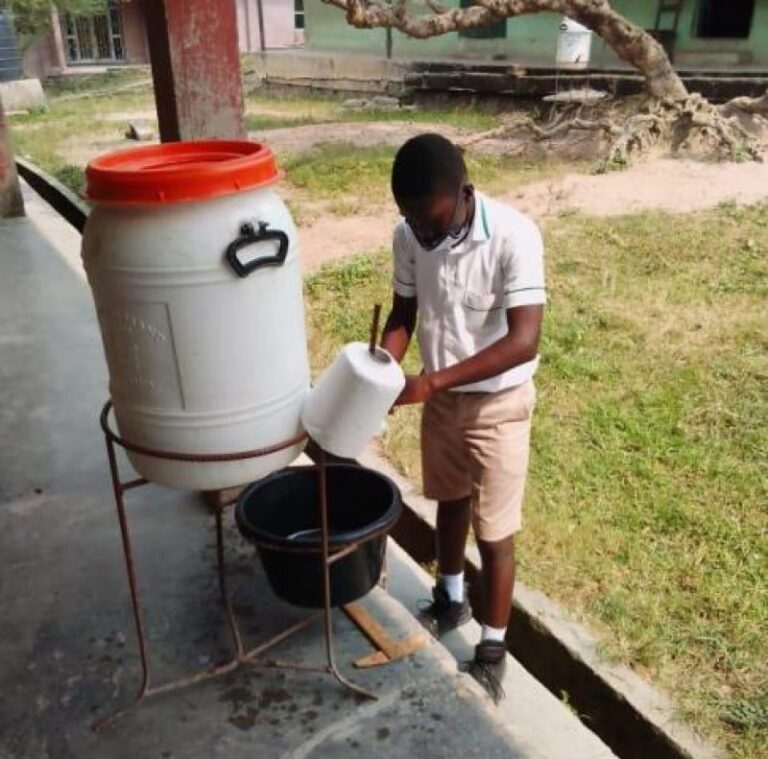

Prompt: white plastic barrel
[
  {"left": 556, "top": 17, "right": 593, "bottom": 70},
  {"left": 82, "top": 141, "right": 310, "bottom": 490},
  {"left": 301, "top": 343, "right": 405, "bottom": 460}
]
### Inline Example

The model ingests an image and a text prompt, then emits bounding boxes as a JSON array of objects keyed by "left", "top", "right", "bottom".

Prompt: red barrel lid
[{"left": 85, "top": 140, "right": 281, "bottom": 204}]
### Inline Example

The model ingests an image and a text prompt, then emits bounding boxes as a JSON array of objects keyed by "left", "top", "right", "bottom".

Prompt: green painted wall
[{"left": 305, "top": 0, "right": 768, "bottom": 67}]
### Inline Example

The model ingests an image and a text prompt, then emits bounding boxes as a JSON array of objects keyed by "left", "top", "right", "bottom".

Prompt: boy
[{"left": 380, "top": 134, "right": 545, "bottom": 704}]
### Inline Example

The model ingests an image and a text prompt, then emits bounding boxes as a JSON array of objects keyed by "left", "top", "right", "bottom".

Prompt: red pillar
[
  {"left": 0, "top": 98, "right": 24, "bottom": 218},
  {"left": 141, "top": 0, "right": 245, "bottom": 142}
]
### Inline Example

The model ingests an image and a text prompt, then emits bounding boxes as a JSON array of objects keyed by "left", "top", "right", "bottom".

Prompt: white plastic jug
[{"left": 302, "top": 343, "right": 405, "bottom": 459}]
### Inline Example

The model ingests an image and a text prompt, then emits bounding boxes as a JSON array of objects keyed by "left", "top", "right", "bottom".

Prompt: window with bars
[
  {"left": 62, "top": 0, "right": 125, "bottom": 63},
  {"left": 697, "top": 0, "right": 755, "bottom": 38},
  {"left": 294, "top": 0, "right": 305, "bottom": 30}
]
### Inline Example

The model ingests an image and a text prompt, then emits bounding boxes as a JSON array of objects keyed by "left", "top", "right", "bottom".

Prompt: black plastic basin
[{"left": 235, "top": 464, "right": 402, "bottom": 608}]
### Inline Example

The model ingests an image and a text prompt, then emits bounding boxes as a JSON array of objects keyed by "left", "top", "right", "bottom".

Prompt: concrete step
[
  {"left": 385, "top": 540, "right": 616, "bottom": 759},
  {"left": 288, "top": 459, "right": 613, "bottom": 755}
]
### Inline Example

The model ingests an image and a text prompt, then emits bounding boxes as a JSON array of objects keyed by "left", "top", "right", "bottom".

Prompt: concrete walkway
[{"left": 0, "top": 188, "right": 612, "bottom": 757}]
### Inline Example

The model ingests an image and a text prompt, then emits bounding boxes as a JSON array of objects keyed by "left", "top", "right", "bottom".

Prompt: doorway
[{"left": 697, "top": 0, "right": 755, "bottom": 38}]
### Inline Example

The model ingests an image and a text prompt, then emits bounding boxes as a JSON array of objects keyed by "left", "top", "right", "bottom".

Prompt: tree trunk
[{"left": 564, "top": 3, "right": 688, "bottom": 100}]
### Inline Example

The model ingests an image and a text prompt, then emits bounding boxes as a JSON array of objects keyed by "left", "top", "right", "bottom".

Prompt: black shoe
[
  {"left": 417, "top": 581, "right": 472, "bottom": 638},
  {"left": 464, "top": 640, "right": 506, "bottom": 704}
]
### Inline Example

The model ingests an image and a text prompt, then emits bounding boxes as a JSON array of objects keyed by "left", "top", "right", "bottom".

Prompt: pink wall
[
  {"left": 25, "top": 0, "right": 300, "bottom": 80},
  {"left": 120, "top": 2, "right": 149, "bottom": 64},
  {"left": 237, "top": 0, "right": 298, "bottom": 51},
  {"left": 23, "top": 36, "right": 57, "bottom": 79}
]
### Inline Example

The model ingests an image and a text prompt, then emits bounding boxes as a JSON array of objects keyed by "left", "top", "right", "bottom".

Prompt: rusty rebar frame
[{"left": 93, "top": 402, "right": 377, "bottom": 732}]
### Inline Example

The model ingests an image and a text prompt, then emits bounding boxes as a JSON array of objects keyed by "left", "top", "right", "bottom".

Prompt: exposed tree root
[
  {"left": 602, "top": 93, "right": 763, "bottom": 169},
  {"left": 458, "top": 109, "right": 620, "bottom": 149},
  {"left": 720, "top": 90, "right": 768, "bottom": 118},
  {"left": 460, "top": 90, "right": 767, "bottom": 169}
]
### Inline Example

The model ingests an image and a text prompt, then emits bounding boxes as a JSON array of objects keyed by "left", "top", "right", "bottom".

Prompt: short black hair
[{"left": 391, "top": 133, "right": 467, "bottom": 201}]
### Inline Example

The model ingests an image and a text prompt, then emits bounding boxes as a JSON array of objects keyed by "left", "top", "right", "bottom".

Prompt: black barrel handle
[{"left": 226, "top": 221, "right": 289, "bottom": 278}]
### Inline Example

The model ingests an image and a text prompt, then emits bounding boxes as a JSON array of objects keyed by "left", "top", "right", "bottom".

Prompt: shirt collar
[{"left": 468, "top": 192, "right": 491, "bottom": 244}]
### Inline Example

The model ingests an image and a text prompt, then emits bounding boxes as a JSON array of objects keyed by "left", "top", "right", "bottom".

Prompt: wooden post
[
  {"left": 0, "top": 97, "right": 24, "bottom": 218},
  {"left": 140, "top": 0, "right": 245, "bottom": 142}
]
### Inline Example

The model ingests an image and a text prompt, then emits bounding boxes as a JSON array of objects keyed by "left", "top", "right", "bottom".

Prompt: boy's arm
[
  {"left": 395, "top": 304, "right": 543, "bottom": 405},
  {"left": 381, "top": 293, "right": 418, "bottom": 363}
]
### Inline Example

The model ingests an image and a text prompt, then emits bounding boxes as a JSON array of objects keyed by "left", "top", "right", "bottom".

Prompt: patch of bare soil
[
  {"left": 61, "top": 135, "right": 155, "bottom": 166},
  {"left": 250, "top": 122, "right": 463, "bottom": 153},
  {"left": 251, "top": 120, "right": 597, "bottom": 160},
  {"left": 102, "top": 110, "right": 158, "bottom": 123},
  {"left": 299, "top": 210, "right": 398, "bottom": 272},
  {"left": 506, "top": 157, "right": 768, "bottom": 220},
  {"left": 298, "top": 157, "right": 768, "bottom": 271}
]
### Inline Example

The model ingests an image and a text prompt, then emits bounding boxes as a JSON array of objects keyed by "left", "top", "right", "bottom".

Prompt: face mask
[{"left": 408, "top": 188, "right": 473, "bottom": 252}]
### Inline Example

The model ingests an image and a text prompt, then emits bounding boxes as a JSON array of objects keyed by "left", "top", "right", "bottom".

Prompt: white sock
[
  {"left": 439, "top": 572, "right": 464, "bottom": 603},
  {"left": 481, "top": 624, "right": 507, "bottom": 643}
]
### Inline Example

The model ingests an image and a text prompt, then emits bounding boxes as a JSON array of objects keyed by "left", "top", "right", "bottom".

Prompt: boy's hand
[{"left": 395, "top": 374, "right": 437, "bottom": 406}]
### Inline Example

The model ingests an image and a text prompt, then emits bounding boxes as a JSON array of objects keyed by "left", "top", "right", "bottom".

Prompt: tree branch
[{"left": 424, "top": 0, "right": 449, "bottom": 14}]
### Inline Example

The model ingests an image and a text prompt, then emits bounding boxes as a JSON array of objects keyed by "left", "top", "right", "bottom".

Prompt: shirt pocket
[{"left": 462, "top": 289, "right": 505, "bottom": 333}]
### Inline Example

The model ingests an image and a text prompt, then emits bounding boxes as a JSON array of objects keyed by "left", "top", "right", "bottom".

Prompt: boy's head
[{"left": 391, "top": 133, "right": 473, "bottom": 250}]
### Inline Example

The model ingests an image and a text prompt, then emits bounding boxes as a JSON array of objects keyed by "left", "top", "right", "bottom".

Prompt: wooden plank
[{"left": 344, "top": 602, "right": 427, "bottom": 663}]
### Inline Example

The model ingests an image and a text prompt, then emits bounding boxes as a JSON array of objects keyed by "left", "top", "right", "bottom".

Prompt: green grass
[
  {"left": 245, "top": 90, "right": 502, "bottom": 131},
  {"left": 44, "top": 67, "right": 150, "bottom": 97},
  {"left": 304, "top": 203, "right": 768, "bottom": 757},
  {"left": 52, "top": 164, "right": 86, "bottom": 195},
  {"left": 8, "top": 89, "right": 156, "bottom": 188},
  {"left": 284, "top": 143, "right": 395, "bottom": 196},
  {"left": 244, "top": 113, "right": 322, "bottom": 131},
  {"left": 284, "top": 142, "right": 581, "bottom": 210}
]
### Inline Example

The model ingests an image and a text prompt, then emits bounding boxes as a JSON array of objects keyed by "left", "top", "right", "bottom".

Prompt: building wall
[
  {"left": 305, "top": 0, "right": 768, "bottom": 68},
  {"left": 237, "top": 0, "right": 299, "bottom": 51},
  {"left": 24, "top": 0, "right": 301, "bottom": 79},
  {"left": 22, "top": 36, "right": 58, "bottom": 79},
  {"left": 120, "top": 2, "right": 149, "bottom": 64}
]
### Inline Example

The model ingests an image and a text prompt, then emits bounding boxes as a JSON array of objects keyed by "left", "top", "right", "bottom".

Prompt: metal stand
[{"left": 94, "top": 401, "right": 376, "bottom": 732}]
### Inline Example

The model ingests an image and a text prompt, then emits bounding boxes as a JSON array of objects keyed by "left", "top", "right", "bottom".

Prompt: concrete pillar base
[
  {"left": 0, "top": 79, "right": 46, "bottom": 113},
  {"left": 0, "top": 98, "right": 24, "bottom": 218}
]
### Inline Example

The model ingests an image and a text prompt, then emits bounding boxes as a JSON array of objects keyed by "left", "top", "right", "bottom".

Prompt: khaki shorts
[{"left": 421, "top": 380, "right": 536, "bottom": 542}]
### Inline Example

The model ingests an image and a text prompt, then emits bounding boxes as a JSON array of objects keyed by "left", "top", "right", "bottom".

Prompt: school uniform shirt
[{"left": 392, "top": 192, "right": 546, "bottom": 393}]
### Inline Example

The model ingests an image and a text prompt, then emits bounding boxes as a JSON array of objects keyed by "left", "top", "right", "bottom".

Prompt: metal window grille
[{"left": 62, "top": 1, "right": 125, "bottom": 63}]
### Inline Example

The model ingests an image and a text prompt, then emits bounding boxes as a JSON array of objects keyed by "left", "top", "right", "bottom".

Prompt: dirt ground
[
  {"left": 506, "top": 157, "right": 768, "bottom": 218},
  {"left": 254, "top": 121, "right": 464, "bottom": 153},
  {"left": 298, "top": 156, "right": 768, "bottom": 270}
]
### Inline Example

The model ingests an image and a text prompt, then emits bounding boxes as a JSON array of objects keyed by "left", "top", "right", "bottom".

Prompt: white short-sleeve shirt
[{"left": 392, "top": 192, "right": 546, "bottom": 393}]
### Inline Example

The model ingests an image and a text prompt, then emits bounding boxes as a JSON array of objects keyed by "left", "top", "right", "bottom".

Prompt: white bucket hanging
[
  {"left": 556, "top": 17, "right": 593, "bottom": 70},
  {"left": 301, "top": 343, "right": 405, "bottom": 459}
]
